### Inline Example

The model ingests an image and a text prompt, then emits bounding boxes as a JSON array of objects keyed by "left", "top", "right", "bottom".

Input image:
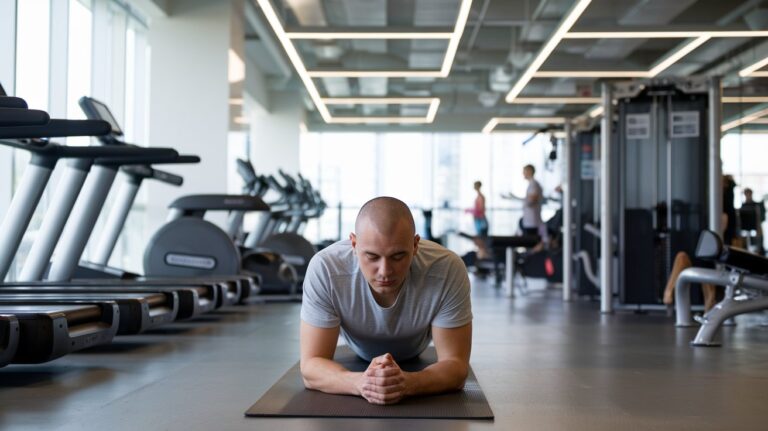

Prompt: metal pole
[
  {"left": 90, "top": 180, "right": 141, "bottom": 266},
  {"left": 562, "top": 120, "right": 573, "bottom": 301},
  {"left": 505, "top": 246, "right": 515, "bottom": 298},
  {"left": 0, "top": 164, "right": 52, "bottom": 280},
  {"left": 47, "top": 165, "right": 119, "bottom": 281},
  {"left": 708, "top": 77, "right": 722, "bottom": 233},
  {"left": 18, "top": 166, "right": 89, "bottom": 281},
  {"left": 600, "top": 83, "right": 614, "bottom": 313}
]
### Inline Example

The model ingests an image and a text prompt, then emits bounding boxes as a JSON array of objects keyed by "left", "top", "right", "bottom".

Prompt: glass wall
[
  {"left": 299, "top": 131, "right": 564, "bottom": 255},
  {"left": 1, "top": 0, "right": 151, "bottom": 280},
  {"left": 722, "top": 132, "right": 768, "bottom": 251}
]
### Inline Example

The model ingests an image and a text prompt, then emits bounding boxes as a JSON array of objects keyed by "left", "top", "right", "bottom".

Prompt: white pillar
[
  {"left": 600, "top": 83, "right": 613, "bottom": 314},
  {"left": 249, "top": 89, "right": 303, "bottom": 175},
  {"left": 146, "top": 0, "right": 236, "bottom": 230},
  {"left": 562, "top": 120, "right": 573, "bottom": 302},
  {"left": 708, "top": 77, "right": 722, "bottom": 233}
]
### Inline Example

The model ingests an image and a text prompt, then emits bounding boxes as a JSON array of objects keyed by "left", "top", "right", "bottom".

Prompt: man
[
  {"left": 299, "top": 197, "right": 473, "bottom": 405},
  {"left": 741, "top": 188, "right": 765, "bottom": 255},
  {"left": 501, "top": 164, "right": 544, "bottom": 238}
]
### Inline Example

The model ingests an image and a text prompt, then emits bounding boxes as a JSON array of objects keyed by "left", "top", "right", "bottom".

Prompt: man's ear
[
  {"left": 413, "top": 234, "right": 420, "bottom": 252},
  {"left": 349, "top": 232, "right": 357, "bottom": 249}
]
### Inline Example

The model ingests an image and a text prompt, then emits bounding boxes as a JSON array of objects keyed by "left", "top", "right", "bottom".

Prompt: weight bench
[
  {"left": 488, "top": 236, "right": 540, "bottom": 297},
  {"left": 674, "top": 230, "right": 768, "bottom": 346}
]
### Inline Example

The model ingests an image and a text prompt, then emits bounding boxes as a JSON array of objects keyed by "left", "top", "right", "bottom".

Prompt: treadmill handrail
[
  {"left": 169, "top": 194, "right": 271, "bottom": 212},
  {"left": 0, "top": 139, "right": 179, "bottom": 165},
  {"left": 0, "top": 96, "right": 28, "bottom": 109},
  {"left": 0, "top": 119, "right": 111, "bottom": 139},
  {"left": 0, "top": 107, "right": 50, "bottom": 126}
]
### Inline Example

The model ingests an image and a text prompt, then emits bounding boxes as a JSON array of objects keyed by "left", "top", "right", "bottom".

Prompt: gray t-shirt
[
  {"left": 522, "top": 178, "right": 543, "bottom": 228},
  {"left": 300, "top": 239, "right": 472, "bottom": 361}
]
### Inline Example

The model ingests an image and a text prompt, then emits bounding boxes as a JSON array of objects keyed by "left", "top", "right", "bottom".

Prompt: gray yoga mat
[{"left": 245, "top": 347, "right": 493, "bottom": 419}]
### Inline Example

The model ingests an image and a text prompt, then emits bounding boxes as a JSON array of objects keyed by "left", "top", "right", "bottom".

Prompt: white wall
[
  {"left": 248, "top": 89, "right": 303, "bottom": 176},
  {"left": 145, "top": 0, "right": 234, "bottom": 228}
]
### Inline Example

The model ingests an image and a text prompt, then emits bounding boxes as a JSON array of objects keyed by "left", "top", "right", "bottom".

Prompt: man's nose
[{"left": 378, "top": 259, "right": 392, "bottom": 277}]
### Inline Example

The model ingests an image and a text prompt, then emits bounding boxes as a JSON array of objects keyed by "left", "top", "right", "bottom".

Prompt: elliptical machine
[{"left": 143, "top": 194, "right": 298, "bottom": 295}]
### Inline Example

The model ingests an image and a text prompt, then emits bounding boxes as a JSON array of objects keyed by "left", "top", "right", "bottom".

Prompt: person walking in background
[
  {"left": 741, "top": 187, "right": 765, "bottom": 255},
  {"left": 723, "top": 174, "right": 737, "bottom": 245},
  {"left": 502, "top": 164, "right": 543, "bottom": 238},
  {"left": 467, "top": 181, "right": 488, "bottom": 237}
]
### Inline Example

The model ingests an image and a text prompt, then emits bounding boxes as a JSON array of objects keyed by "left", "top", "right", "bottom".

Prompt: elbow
[
  {"left": 301, "top": 376, "right": 316, "bottom": 390},
  {"left": 450, "top": 363, "right": 470, "bottom": 391},
  {"left": 454, "top": 372, "right": 469, "bottom": 391},
  {"left": 299, "top": 362, "right": 316, "bottom": 390}
]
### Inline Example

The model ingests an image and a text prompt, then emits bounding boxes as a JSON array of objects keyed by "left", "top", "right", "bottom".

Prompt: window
[
  {"left": 299, "top": 132, "right": 564, "bottom": 255},
  {"left": 15, "top": 0, "right": 51, "bottom": 110},
  {"left": 67, "top": 0, "right": 93, "bottom": 146},
  {"left": 722, "top": 132, "right": 768, "bottom": 250}
]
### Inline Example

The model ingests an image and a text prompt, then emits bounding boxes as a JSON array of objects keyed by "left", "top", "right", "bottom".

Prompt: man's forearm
[
  {"left": 300, "top": 357, "right": 362, "bottom": 395},
  {"left": 404, "top": 358, "right": 469, "bottom": 397}
]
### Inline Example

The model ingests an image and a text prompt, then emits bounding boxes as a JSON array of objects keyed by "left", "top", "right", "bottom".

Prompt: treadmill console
[{"left": 79, "top": 96, "right": 124, "bottom": 136}]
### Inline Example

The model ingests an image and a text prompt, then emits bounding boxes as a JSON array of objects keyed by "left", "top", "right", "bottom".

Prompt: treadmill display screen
[{"left": 81, "top": 97, "right": 123, "bottom": 136}]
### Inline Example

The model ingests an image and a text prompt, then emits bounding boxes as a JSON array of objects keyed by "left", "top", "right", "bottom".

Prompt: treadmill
[
  {"left": 0, "top": 103, "right": 120, "bottom": 363},
  {"left": 0, "top": 99, "right": 217, "bottom": 321},
  {"left": 58, "top": 97, "right": 259, "bottom": 305},
  {"left": 0, "top": 314, "right": 19, "bottom": 367}
]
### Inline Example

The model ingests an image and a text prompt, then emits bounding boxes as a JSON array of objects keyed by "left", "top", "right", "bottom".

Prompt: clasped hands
[{"left": 357, "top": 353, "right": 410, "bottom": 405}]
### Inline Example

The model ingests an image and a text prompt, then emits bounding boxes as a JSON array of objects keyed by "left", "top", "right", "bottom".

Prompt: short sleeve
[
  {"left": 431, "top": 254, "right": 473, "bottom": 328},
  {"left": 300, "top": 254, "right": 341, "bottom": 328}
]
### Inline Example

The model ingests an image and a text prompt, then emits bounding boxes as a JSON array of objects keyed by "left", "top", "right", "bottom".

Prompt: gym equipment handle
[
  {"left": 0, "top": 119, "right": 111, "bottom": 139},
  {"left": 0, "top": 108, "right": 50, "bottom": 127},
  {"left": 0, "top": 96, "right": 29, "bottom": 109}
]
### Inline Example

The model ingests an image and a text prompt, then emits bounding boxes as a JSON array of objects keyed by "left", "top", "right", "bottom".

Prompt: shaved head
[
  {"left": 355, "top": 197, "right": 415, "bottom": 236},
  {"left": 351, "top": 197, "right": 419, "bottom": 304}
]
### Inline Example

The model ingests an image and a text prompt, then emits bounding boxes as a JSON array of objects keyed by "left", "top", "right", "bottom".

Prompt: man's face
[
  {"left": 523, "top": 167, "right": 533, "bottom": 180},
  {"left": 350, "top": 221, "right": 419, "bottom": 297}
]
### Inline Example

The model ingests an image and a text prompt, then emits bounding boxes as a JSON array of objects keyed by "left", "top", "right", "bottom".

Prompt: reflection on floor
[{"left": 1, "top": 277, "right": 767, "bottom": 431}]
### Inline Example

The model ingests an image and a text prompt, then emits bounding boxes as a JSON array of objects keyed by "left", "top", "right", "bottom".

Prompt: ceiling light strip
[
  {"left": 747, "top": 71, "right": 768, "bottom": 77},
  {"left": 564, "top": 30, "right": 768, "bottom": 39},
  {"left": 495, "top": 117, "right": 568, "bottom": 124},
  {"left": 648, "top": 36, "right": 710, "bottom": 77},
  {"left": 440, "top": 0, "right": 474, "bottom": 77},
  {"left": 482, "top": 118, "right": 499, "bottom": 134},
  {"left": 739, "top": 55, "right": 768, "bottom": 77},
  {"left": 721, "top": 106, "right": 768, "bottom": 131},
  {"left": 427, "top": 99, "right": 441, "bottom": 122},
  {"left": 588, "top": 105, "right": 604, "bottom": 118},
  {"left": 307, "top": 70, "right": 443, "bottom": 78},
  {"left": 505, "top": 0, "right": 592, "bottom": 103},
  {"left": 534, "top": 71, "right": 648, "bottom": 78},
  {"left": 286, "top": 32, "right": 453, "bottom": 39},
  {"left": 722, "top": 96, "right": 768, "bottom": 103},
  {"left": 321, "top": 97, "right": 437, "bottom": 105},
  {"left": 482, "top": 117, "right": 568, "bottom": 134},
  {"left": 510, "top": 97, "right": 602, "bottom": 104},
  {"left": 256, "top": 0, "right": 331, "bottom": 121},
  {"left": 328, "top": 117, "right": 433, "bottom": 124}
]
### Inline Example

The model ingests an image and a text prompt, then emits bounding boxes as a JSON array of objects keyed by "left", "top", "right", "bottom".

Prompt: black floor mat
[{"left": 245, "top": 347, "right": 493, "bottom": 419}]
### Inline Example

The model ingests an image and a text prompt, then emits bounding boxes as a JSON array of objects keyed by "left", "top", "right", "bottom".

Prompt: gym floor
[{"left": 1, "top": 278, "right": 767, "bottom": 431}]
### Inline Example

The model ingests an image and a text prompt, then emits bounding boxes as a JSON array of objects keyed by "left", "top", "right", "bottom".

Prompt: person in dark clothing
[
  {"left": 722, "top": 175, "right": 737, "bottom": 246},
  {"left": 740, "top": 188, "right": 765, "bottom": 255}
]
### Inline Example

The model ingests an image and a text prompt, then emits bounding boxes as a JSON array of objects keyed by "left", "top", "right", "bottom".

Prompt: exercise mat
[{"left": 245, "top": 347, "right": 493, "bottom": 419}]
